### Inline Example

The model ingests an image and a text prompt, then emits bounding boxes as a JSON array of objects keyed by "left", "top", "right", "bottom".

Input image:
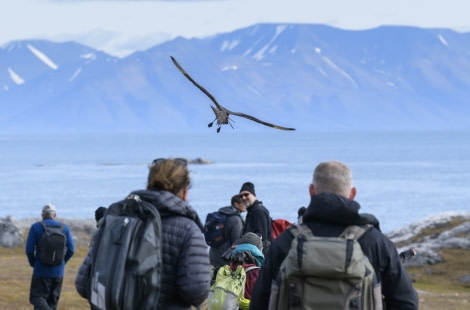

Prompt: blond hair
[
  {"left": 147, "top": 158, "right": 190, "bottom": 197},
  {"left": 313, "top": 161, "right": 353, "bottom": 197}
]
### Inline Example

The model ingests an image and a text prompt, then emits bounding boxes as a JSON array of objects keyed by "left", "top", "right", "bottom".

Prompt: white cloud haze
[{"left": 1, "top": 0, "right": 469, "bottom": 57}]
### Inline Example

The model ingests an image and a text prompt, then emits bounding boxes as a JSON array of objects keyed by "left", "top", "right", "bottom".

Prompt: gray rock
[
  {"left": 0, "top": 216, "right": 24, "bottom": 248},
  {"left": 4, "top": 217, "right": 97, "bottom": 248},
  {"left": 403, "top": 250, "right": 443, "bottom": 267},
  {"left": 390, "top": 212, "right": 470, "bottom": 267},
  {"left": 387, "top": 211, "right": 470, "bottom": 243},
  {"left": 459, "top": 275, "right": 470, "bottom": 284}
]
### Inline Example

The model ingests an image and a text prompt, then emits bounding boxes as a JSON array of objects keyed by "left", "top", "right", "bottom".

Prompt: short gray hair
[
  {"left": 313, "top": 161, "right": 353, "bottom": 197},
  {"left": 41, "top": 203, "right": 56, "bottom": 218}
]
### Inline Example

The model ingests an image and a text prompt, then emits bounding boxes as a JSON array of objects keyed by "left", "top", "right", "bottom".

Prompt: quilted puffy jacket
[
  {"left": 75, "top": 189, "right": 210, "bottom": 310},
  {"left": 131, "top": 189, "right": 211, "bottom": 309}
]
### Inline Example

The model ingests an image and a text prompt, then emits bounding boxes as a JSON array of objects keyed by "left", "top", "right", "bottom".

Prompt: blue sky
[{"left": 1, "top": 0, "right": 469, "bottom": 57}]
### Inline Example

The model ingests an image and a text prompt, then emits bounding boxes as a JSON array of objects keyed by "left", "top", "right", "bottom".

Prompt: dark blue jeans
[{"left": 29, "top": 275, "right": 63, "bottom": 310}]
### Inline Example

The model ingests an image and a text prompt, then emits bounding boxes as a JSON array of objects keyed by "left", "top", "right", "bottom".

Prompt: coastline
[
  {"left": 11, "top": 217, "right": 96, "bottom": 247},
  {"left": 6, "top": 211, "right": 470, "bottom": 259}
]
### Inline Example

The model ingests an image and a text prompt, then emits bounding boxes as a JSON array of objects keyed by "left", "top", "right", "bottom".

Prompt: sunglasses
[
  {"left": 151, "top": 157, "right": 188, "bottom": 167},
  {"left": 240, "top": 193, "right": 251, "bottom": 198}
]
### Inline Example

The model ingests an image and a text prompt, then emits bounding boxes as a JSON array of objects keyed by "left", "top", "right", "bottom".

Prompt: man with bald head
[{"left": 250, "top": 160, "right": 418, "bottom": 310}]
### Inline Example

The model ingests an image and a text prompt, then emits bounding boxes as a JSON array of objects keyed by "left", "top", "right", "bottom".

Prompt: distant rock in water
[
  {"left": 0, "top": 216, "right": 24, "bottom": 248},
  {"left": 188, "top": 157, "right": 213, "bottom": 164}
]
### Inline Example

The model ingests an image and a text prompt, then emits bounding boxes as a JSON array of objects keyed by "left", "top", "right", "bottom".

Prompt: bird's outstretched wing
[
  {"left": 171, "top": 55, "right": 296, "bottom": 131},
  {"left": 229, "top": 111, "right": 295, "bottom": 131},
  {"left": 170, "top": 56, "right": 224, "bottom": 111}
]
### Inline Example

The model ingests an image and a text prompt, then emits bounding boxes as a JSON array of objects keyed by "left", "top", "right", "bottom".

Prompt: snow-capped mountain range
[{"left": 1, "top": 23, "right": 470, "bottom": 133}]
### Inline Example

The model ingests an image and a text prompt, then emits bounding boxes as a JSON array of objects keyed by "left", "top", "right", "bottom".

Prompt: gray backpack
[
  {"left": 270, "top": 224, "right": 383, "bottom": 310},
  {"left": 89, "top": 194, "right": 163, "bottom": 310}
]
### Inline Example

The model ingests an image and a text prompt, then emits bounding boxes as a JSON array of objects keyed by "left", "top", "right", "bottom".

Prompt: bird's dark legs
[
  {"left": 208, "top": 118, "right": 216, "bottom": 128},
  {"left": 217, "top": 127, "right": 221, "bottom": 133}
]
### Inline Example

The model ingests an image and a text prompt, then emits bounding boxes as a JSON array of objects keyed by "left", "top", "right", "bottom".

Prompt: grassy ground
[
  {"left": 1, "top": 243, "right": 469, "bottom": 309},
  {"left": 0, "top": 245, "right": 89, "bottom": 309},
  {"left": 409, "top": 248, "right": 470, "bottom": 309}
]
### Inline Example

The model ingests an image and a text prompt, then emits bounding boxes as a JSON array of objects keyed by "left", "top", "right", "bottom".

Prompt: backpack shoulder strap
[
  {"left": 40, "top": 220, "right": 47, "bottom": 230},
  {"left": 340, "top": 224, "right": 373, "bottom": 240},
  {"left": 286, "top": 223, "right": 315, "bottom": 239},
  {"left": 40, "top": 220, "right": 64, "bottom": 231}
]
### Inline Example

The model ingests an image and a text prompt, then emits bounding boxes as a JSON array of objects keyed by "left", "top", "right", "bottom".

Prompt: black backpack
[
  {"left": 37, "top": 221, "right": 67, "bottom": 266},
  {"left": 89, "top": 194, "right": 163, "bottom": 310}
]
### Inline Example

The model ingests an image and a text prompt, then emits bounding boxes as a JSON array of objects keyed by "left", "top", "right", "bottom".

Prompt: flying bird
[{"left": 170, "top": 56, "right": 295, "bottom": 133}]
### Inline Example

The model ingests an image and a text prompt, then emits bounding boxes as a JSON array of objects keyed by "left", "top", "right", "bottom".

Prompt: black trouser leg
[{"left": 30, "top": 275, "right": 63, "bottom": 310}]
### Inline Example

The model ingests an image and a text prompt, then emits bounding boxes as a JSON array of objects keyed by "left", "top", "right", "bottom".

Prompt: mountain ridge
[{"left": 1, "top": 23, "right": 470, "bottom": 133}]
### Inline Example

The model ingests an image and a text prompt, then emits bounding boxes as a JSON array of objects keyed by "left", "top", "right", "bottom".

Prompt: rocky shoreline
[
  {"left": 1, "top": 216, "right": 97, "bottom": 248},
  {"left": 387, "top": 211, "right": 470, "bottom": 268},
  {"left": 2, "top": 211, "right": 470, "bottom": 270}
]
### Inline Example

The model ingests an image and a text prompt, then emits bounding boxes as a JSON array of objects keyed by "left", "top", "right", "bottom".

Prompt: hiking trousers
[{"left": 30, "top": 275, "right": 63, "bottom": 310}]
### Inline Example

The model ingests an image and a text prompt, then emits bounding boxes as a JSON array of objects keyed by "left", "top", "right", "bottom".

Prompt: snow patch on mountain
[
  {"left": 322, "top": 56, "right": 358, "bottom": 88},
  {"left": 253, "top": 25, "right": 287, "bottom": 61},
  {"left": 438, "top": 34, "right": 448, "bottom": 46},
  {"left": 221, "top": 65, "right": 238, "bottom": 71},
  {"left": 221, "top": 39, "right": 240, "bottom": 52},
  {"left": 69, "top": 68, "right": 82, "bottom": 82},
  {"left": 8, "top": 67, "right": 24, "bottom": 85},
  {"left": 27, "top": 44, "right": 58, "bottom": 70},
  {"left": 80, "top": 52, "right": 97, "bottom": 62}
]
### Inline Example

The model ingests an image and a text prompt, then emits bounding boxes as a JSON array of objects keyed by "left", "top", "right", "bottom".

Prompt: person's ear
[
  {"left": 349, "top": 187, "right": 357, "bottom": 200},
  {"left": 181, "top": 186, "right": 189, "bottom": 201},
  {"left": 309, "top": 184, "right": 315, "bottom": 197}
]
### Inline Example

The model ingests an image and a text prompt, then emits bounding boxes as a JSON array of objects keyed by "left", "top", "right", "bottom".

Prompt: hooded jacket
[
  {"left": 250, "top": 192, "right": 419, "bottom": 310},
  {"left": 229, "top": 244, "right": 264, "bottom": 299},
  {"left": 25, "top": 218, "right": 75, "bottom": 278},
  {"left": 75, "top": 190, "right": 210, "bottom": 310},
  {"left": 131, "top": 189, "right": 210, "bottom": 309},
  {"left": 208, "top": 205, "right": 244, "bottom": 268}
]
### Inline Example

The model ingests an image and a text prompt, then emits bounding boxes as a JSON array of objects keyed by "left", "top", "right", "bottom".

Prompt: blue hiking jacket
[{"left": 25, "top": 218, "right": 75, "bottom": 278}]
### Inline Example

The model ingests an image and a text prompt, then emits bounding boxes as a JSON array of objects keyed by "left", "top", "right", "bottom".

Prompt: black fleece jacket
[
  {"left": 250, "top": 192, "right": 418, "bottom": 310},
  {"left": 243, "top": 200, "right": 272, "bottom": 255}
]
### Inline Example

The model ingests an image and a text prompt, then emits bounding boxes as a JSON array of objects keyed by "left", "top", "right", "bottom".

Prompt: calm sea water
[{"left": 1, "top": 131, "right": 469, "bottom": 233}]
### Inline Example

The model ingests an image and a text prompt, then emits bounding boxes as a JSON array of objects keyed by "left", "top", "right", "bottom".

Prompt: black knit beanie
[
  {"left": 240, "top": 182, "right": 256, "bottom": 196},
  {"left": 95, "top": 206, "right": 107, "bottom": 222}
]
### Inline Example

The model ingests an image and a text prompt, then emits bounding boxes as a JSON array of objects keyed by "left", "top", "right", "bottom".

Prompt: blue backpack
[{"left": 204, "top": 211, "right": 229, "bottom": 248}]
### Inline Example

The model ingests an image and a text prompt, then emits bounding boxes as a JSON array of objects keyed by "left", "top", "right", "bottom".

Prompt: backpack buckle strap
[
  {"left": 126, "top": 194, "right": 141, "bottom": 202},
  {"left": 340, "top": 224, "right": 372, "bottom": 240}
]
